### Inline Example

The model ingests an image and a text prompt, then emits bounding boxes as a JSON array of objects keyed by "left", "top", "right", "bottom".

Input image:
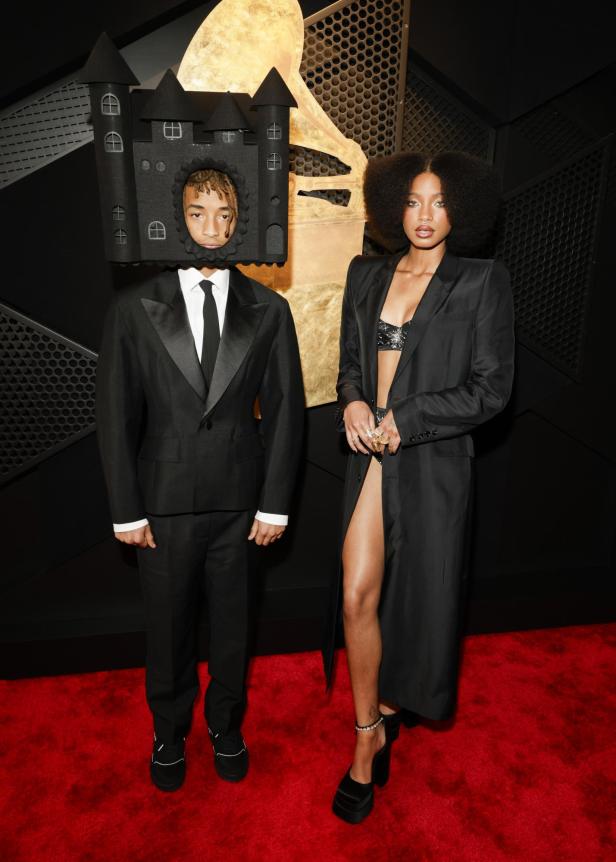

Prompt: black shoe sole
[
  {"left": 213, "top": 753, "right": 249, "bottom": 783},
  {"left": 150, "top": 767, "right": 185, "bottom": 792},
  {"left": 332, "top": 792, "right": 374, "bottom": 824}
]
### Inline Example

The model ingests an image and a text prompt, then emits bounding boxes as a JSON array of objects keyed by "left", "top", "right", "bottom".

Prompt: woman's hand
[
  {"left": 343, "top": 401, "right": 376, "bottom": 454},
  {"left": 373, "top": 410, "right": 401, "bottom": 455}
]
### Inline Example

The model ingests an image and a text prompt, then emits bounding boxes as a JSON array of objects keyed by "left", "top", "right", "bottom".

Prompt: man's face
[{"left": 183, "top": 184, "right": 236, "bottom": 249}]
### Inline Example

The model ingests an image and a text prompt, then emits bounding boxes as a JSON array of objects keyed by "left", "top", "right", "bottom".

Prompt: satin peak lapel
[
  {"left": 356, "top": 253, "right": 404, "bottom": 400},
  {"left": 141, "top": 284, "right": 206, "bottom": 402},
  {"left": 202, "top": 270, "right": 268, "bottom": 417},
  {"left": 392, "top": 251, "right": 460, "bottom": 387}
]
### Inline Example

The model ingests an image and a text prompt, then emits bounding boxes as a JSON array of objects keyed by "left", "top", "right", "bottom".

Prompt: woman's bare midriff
[{"left": 377, "top": 268, "right": 433, "bottom": 408}]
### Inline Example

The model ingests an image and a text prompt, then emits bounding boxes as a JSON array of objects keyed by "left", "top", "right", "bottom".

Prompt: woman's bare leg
[{"left": 342, "top": 457, "right": 387, "bottom": 782}]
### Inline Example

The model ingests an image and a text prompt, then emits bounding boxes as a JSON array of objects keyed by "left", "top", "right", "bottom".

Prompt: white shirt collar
[{"left": 178, "top": 266, "right": 230, "bottom": 296}]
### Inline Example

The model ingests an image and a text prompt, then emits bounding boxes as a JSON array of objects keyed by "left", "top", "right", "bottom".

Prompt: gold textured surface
[{"left": 178, "top": 0, "right": 377, "bottom": 406}]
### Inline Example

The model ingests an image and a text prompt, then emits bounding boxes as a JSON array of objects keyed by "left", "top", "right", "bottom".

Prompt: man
[{"left": 97, "top": 169, "right": 304, "bottom": 791}]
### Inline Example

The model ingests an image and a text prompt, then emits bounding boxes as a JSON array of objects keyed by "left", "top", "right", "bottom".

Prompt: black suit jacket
[{"left": 96, "top": 268, "right": 304, "bottom": 522}]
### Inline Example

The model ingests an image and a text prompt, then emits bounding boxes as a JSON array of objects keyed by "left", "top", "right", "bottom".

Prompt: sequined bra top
[{"left": 377, "top": 317, "right": 412, "bottom": 351}]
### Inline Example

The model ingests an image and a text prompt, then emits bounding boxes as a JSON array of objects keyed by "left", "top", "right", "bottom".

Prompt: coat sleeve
[
  {"left": 96, "top": 299, "right": 146, "bottom": 524},
  {"left": 257, "top": 300, "right": 305, "bottom": 516},
  {"left": 392, "top": 260, "right": 515, "bottom": 446},
  {"left": 335, "top": 257, "right": 367, "bottom": 428}
]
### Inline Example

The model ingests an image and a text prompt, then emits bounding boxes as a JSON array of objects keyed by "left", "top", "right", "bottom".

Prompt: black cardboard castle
[{"left": 81, "top": 33, "right": 297, "bottom": 266}]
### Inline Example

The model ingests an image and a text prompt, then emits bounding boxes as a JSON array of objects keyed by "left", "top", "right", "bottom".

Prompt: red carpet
[{"left": 1, "top": 625, "right": 615, "bottom": 862}]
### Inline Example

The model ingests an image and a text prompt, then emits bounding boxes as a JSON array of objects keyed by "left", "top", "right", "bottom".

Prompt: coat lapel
[
  {"left": 140, "top": 272, "right": 206, "bottom": 402},
  {"left": 390, "top": 250, "right": 460, "bottom": 389},
  {"left": 202, "top": 268, "right": 268, "bottom": 418},
  {"left": 356, "top": 252, "right": 405, "bottom": 401}
]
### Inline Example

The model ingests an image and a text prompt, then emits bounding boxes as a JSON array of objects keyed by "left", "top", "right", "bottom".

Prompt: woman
[{"left": 324, "top": 152, "right": 515, "bottom": 824}]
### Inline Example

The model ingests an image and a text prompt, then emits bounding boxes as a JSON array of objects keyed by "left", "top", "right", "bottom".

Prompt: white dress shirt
[{"left": 113, "top": 267, "right": 288, "bottom": 532}]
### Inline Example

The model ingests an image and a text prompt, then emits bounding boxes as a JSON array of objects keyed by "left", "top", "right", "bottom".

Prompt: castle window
[
  {"left": 148, "top": 221, "right": 166, "bottom": 241},
  {"left": 163, "top": 122, "right": 182, "bottom": 140},
  {"left": 112, "top": 205, "right": 125, "bottom": 221},
  {"left": 266, "top": 224, "right": 283, "bottom": 255},
  {"left": 221, "top": 131, "right": 236, "bottom": 143},
  {"left": 101, "top": 93, "right": 120, "bottom": 116},
  {"left": 114, "top": 229, "right": 127, "bottom": 245},
  {"left": 267, "top": 123, "right": 282, "bottom": 140},
  {"left": 267, "top": 153, "right": 282, "bottom": 171},
  {"left": 104, "top": 132, "right": 123, "bottom": 153}
]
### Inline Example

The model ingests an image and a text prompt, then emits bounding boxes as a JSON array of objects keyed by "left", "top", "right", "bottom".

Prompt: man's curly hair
[{"left": 363, "top": 151, "right": 501, "bottom": 255}]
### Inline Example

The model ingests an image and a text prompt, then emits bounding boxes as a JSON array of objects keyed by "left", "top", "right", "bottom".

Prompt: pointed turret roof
[
  {"left": 250, "top": 67, "right": 297, "bottom": 109},
  {"left": 203, "top": 92, "right": 250, "bottom": 131},
  {"left": 80, "top": 32, "right": 139, "bottom": 85},
  {"left": 139, "top": 70, "right": 196, "bottom": 121}
]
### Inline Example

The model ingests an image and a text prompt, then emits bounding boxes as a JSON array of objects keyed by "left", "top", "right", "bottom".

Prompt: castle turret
[
  {"left": 250, "top": 67, "right": 297, "bottom": 262},
  {"left": 81, "top": 33, "right": 140, "bottom": 263},
  {"left": 139, "top": 69, "right": 196, "bottom": 146},
  {"left": 203, "top": 91, "right": 250, "bottom": 145}
]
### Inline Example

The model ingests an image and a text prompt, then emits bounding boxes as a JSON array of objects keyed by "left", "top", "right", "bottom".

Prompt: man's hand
[
  {"left": 374, "top": 410, "right": 401, "bottom": 455},
  {"left": 114, "top": 524, "right": 157, "bottom": 549},
  {"left": 248, "top": 520, "right": 286, "bottom": 546},
  {"left": 343, "top": 401, "right": 376, "bottom": 454}
]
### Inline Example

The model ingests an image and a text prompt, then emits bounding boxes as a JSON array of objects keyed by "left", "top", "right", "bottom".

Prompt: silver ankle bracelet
[{"left": 355, "top": 714, "right": 384, "bottom": 733}]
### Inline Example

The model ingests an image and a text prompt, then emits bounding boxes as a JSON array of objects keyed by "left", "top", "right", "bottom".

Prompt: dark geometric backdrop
[{"left": 1, "top": 0, "right": 615, "bottom": 677}]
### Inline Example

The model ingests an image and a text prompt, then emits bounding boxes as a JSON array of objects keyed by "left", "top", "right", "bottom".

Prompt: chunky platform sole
[
  {"left": 150, "top": 764, "right": 185, "bottom": 792},
  {"left": 332, "top": 790, "right": 374, "bottom": 824}
]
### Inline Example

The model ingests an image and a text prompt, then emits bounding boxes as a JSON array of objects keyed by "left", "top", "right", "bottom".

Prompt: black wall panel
[{"left": 1, "top": 1, "right": 615, "bottom": 676}]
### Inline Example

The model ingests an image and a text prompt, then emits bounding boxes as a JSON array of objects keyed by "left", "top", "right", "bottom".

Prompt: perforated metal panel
[
  {"left": 497, "top": 141, "right": 610, "bottom": 379},
  {"left": 0, "top": 305, "right": 97, "bottom": 483},
  {"left": 301, "top": 0, "right": 409, "bottom": 159},
  {"left": 289, "top": 145, "right": 350, "bottom": 176},
  {"left": 606, "top": 138, "right": 616, "bottom": 212},
  {"left": 402, "top": 65, "right": 495, "bottom": 161},
  {"left": 512, "top": 104, "right": 593, "bottom": 163},
  {"left": 0, "top": 79, "right": 93, "bottom": 189},
  {"left": 298, "top": 189, "right": 351, "bottom": 207}
]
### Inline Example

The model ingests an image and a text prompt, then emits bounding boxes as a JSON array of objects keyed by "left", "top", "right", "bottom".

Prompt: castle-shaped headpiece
[{"left": 81, "top": 32, "right": 297, "bottom": 266}]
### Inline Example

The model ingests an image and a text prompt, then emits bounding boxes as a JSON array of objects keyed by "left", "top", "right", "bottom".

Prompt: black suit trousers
[{"left": 137, "top": 509, "right": 257, "bottom": 743}]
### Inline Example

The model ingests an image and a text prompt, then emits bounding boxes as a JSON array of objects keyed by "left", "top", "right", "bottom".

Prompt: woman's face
[{"left": 402, "top": 171, "right": 451, "bottom": 249}]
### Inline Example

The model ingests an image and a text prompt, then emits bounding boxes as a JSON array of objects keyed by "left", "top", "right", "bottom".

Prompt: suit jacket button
[{"left": 206, "top": 420, "right": 212, "bottom": 430}]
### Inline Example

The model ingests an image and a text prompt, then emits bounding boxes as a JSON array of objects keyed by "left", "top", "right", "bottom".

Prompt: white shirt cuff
[
  {"left": 113, "top": 518, "right": 149, "bottom": 533},
  {"left": 255, "top": 511, "right": 288, "bottom": 526}
]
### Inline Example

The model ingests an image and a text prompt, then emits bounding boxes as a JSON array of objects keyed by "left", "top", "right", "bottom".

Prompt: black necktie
[{"left": 199, "top": 279, "right": 220, "bottom": 387}]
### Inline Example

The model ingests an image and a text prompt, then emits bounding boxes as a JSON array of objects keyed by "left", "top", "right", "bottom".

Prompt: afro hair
[{"left": 363, "top": 151, "right": 501, "bottom": 256}]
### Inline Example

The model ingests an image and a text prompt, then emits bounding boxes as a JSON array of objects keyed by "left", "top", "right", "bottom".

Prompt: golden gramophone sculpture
[{"left": 178, "top": 0, "right": 368, "bottom": 406}]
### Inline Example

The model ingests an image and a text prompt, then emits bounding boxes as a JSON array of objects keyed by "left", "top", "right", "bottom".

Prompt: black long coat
[{"left": 322, "top": 250, "right": 515, "bottom": 721}]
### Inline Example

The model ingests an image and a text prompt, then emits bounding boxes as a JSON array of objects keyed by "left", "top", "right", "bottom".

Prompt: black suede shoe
[
  {"left": 382, "top": 711, "right": 402, "bottom": 743},
  {"left": 332, "top": 743, "right": 390, "bottom": 825},
  {"left": 150, "top": 736, "right": 185, "bottom": 792},
  {"left": 382, "top": 709, "right": 420, "bottom": 743},
  {"left": 209, "top": 728, "right": 249, "bottom": 782},
  {"left": 401, "top": 709, "right": 420, "bottom": 729}
]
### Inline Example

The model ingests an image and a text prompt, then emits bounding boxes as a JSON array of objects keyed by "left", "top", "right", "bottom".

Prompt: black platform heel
[
  {"left": 332, "top": 714, "right": 391, "bottom": 824},
  {"left": 381, "top": 711, "right": 402, "bottom": 744},
  {"left": 382, "top": 708, "right": 420, "bottom": 744}
]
